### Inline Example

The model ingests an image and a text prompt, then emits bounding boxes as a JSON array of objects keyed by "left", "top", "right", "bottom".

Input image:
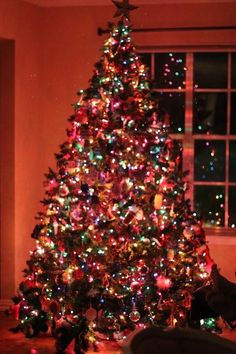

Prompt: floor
[
  {"left": 0, "top": 312, "right": 236, "bottom": 354},
  {"left": 0, "top": 312, "right": 121, "bottom": 354}
]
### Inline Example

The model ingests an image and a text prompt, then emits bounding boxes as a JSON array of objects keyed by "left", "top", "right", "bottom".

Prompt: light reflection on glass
[
  {"left": 194, "top": 186, "right": 225, "bottom": 227},
  {"left": 194, "top": 140, "right": 225, "bottom": 181}
]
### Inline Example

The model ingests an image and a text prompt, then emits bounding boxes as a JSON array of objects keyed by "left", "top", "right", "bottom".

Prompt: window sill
[
  {"left": 205, "top": 227, "right": 236, "bottom": 237},
  {"left": 205, "top": 227, "right": 236, "bottom": 245}
]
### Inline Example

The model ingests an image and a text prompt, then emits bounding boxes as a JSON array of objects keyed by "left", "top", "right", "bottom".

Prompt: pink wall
[
  {"left": 0, "top": 0, "right": 45, "bottom": 301},
  {"left": 0, "top": 0, "right": 236, "bottom": 303}
]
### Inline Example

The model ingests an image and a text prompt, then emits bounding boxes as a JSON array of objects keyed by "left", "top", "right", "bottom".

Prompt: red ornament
[
  {"left": 168, "top": 161, "right": 175, "bottom": 171},
  {"left": 44, "top": 179, "right": 59, "bottom": 193},
  {"left": 156, "top": 275, "right": 172, "bottom": 290},
  {"left": 85, "top": 307, "right": 97, "bottom": 321},
  {"left": 130, "top": 281, "right": 141, "bottom": 292},
  {"left": 129, "top": 309, "right": 141, "bottom": 322},
  {"left": 59, "top": 184, "right": 69, "bottom": 197},
  {"left": 183, "top": 227, "right": 193, "bottom": 240},
  {"left": 58, "top": 240, "right": 65, "bottom": 252},
  {"left": 73, "top": 268, "right": 84, "bottom": 280},
  {"left": 75, "top": 107, "right": 88, "bottom": 124},
  {"left": 24, "top": 278, "right": 35, "bottom": 289}
]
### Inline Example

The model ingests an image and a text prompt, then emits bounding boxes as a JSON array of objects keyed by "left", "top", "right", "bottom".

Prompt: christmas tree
[{"left": 10, "top": 1, "right": 211, "bottom": 353}]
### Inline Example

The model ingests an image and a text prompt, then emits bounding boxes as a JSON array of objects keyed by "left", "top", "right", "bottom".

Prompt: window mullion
[
  {"left": 225, "top": 53, "right": 231, "bottom": 227},
  {"left": 151, "top": 53, "right": 155, "bottom": 80},
  {"left": 183, "top": 53, "right": 194, "bottom": 206}
]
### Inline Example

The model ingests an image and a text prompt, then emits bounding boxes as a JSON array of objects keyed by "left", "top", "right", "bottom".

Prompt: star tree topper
[{"left": 112, "top": 0, "right": 138, "bottom": 21}]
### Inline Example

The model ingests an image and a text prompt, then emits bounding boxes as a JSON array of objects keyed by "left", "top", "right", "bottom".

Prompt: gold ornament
[{"left": 154, "top": 194, "right": 163, "bottom": 209}]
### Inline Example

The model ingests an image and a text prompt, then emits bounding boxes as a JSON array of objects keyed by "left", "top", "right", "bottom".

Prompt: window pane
[
  {"left": 194, "top": 53, "right": 227, "bottom": 88},
  {"left": 194, "top": 186, "right": 225, "bottom": 227},
  {"left": 194, "top": 140, "right": 226, "bottom": 181},
  {"left": 154, "top": 53, "right": 186, "bottom": 89},
  {"left": 193, "top": 93, "right": 227, "bottom": 134},
  {"left": 156, "top": 92, "right": 185, "bottom": 133},
  {"left": 139, "top": 53, "right": 152, "bottom": 73},
  {"left": 230, "top": 93, "right": 236, "bottom": 134},
  {"left": 229, "top": 187, "right": 236, "bottom": 228},
  {"left": 229, "top": 141, "right": 236, "bottom": 182},
  {"left": 231, "top": 53, "right": 236, "bottom": 88}
]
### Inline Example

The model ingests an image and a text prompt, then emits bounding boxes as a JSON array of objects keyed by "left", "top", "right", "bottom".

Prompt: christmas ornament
[
  {"left": 75, "top": 107, "right": 88, "bottom": 124},
  {"left": 73, "top": 268, "right": 84, "bottom": 280},
  {"left": 59, "top": 184, "right": 69, "bottom": 197},
  {"left": 85, "top": 307, "right": 97, "bottom": 321},
  {"left": 129, "top": 308, "right": 141, "bottom": 322},
  {"left": 130, "top": 281, "right": 141, "bottom": 292},
  {"left": 44, "top": 179, "right": 59, "bottom": 192},
  {"left": 62, "top": 270, "right": 71, "bottom": 283},
  {"left": 183, "top": 227, "right": 193, "bottom": 240},
  {"left": 156, "top": 275, "right": 172, "bottom": 290},
  {"left": 71, "top": 208, "right": 82, "bottom": 221},
  {"left": 154, "top": 194, "right": 163, "bottom": 209}
]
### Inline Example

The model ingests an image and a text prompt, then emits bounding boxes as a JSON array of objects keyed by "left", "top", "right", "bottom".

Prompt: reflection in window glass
[
  {"left": 229, "top": 141, "right": 236, "bottom": 182},
  {"left": 229, "top": 187, "right": 236, "bottom": 228},
  {"left": 155, "top": 92, "right": 185, "bottom": 133},
  {"left": 194, "top": 186, "right": 225, "bottom": 227},
  {"left": 193, "top": 93, "right": 227, "bottom": 134},
  {"left": 139, "top": 50, "right": 236, "bottom": 230},
  {"left": 232, "top": 53, "right": 236, "bottom": 88},
  {"left": 194, "top": 53, "right": 227, "bottom": 88},
  {"left": 139, "top": 53, "right": 152, "bottom": 73},
  {"left": 194, "top": 140, "right": 226, "bottom": 181},
  {"left": 230, "top": 93, "right": 236, "bottom": 134},
  {"left": 154, "top": 53, "right": 186, "bottom": 89}
]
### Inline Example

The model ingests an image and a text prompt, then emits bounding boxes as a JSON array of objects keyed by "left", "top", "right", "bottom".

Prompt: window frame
[{"left": 137, "top": 47, "right": 236, "bottom": 236}]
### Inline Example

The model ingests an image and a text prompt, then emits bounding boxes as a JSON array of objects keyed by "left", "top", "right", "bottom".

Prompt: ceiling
[{"left": 22, "top": 0, "right": 234, "bottom": 7}]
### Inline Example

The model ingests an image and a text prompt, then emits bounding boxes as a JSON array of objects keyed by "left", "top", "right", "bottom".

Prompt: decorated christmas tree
[{"left": 10, "top": 1, "right": 211, "bottom": 353}]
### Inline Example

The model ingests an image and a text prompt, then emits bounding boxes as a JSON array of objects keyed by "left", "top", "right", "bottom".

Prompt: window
[{"left": 140, "top": 50, "right": 236, "bottom": 233}]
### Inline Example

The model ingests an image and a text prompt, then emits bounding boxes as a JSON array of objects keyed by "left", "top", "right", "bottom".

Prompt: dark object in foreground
[
  {"left": 190, "top": 264, "right": 236, "bottom": 329},
  {"left": 55, "top": 317, "right": 89, "bottom": 354},
  {"left": 123, "top": 327, "right": 236, "bottom": 354},
  {"left": 206, "top": 264, "right": 236, "bottom": 326}
]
